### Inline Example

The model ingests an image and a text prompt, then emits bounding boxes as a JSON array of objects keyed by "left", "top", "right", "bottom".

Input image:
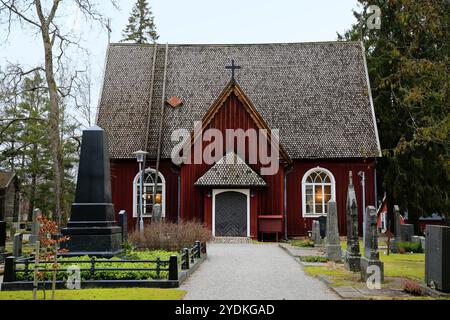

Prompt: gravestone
[
  {"left": 363, "top": 207, "right": 372, "bottom": 256},
  {"left": 312, "top": 220, "right": 321, "bottom": 246},
  {"left": 420, "top": 237, "right": 426, "bottom": 252},
  {"left": 344, "top": 171, "right": 361, "bottom": 272},
  {"left": 400, "top": 224, "right": 414, "bottom": 242},
  {"left": 13, "top": 233, "right": 23, "bottom": 257},
  {"left": 325, "top": 200, "right": 341, "bottom": 262},
  {"left": 61, "top": 126, "right": 122, "bottom": 257},
  {"left": 152, "top": 203, "right": 162, "bottom": 224},
  {"left": 389, "top": 205, "right": 401, "bottom": 253},
  {"left": 118, "top": 210, "right": 128, "bottom": 242},
  {"left": 29, "top": 208, "right": 42, "bottom": 245},
  {"left": 425, "top": 225, "right": 450, "bottom": 292},
  {"left": 0, "top": 221, "right": 6, "bottom": 251},
  {"left": 412, "top": 235, "right": 426, "bottom": 252},
  {"left": 360, "top": 206, "right": 384, "bottom": 282},
  {"left": 317, "top": 215, "right": 327, "bottom": 238}
]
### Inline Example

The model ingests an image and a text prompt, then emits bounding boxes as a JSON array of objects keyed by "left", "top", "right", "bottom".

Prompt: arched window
[
  {"left": 133, "top": 168, "right": 166, "bottom": 218},
  {"left": 302, "top": 167, "right": 336, "bottom": 217}
]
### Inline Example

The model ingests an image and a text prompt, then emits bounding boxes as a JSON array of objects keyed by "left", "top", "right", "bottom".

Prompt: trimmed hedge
[{"left": 15, "top": 250, "right": 178, "bottom": 281}]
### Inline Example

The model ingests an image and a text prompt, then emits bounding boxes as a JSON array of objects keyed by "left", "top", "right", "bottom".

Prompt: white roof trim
[{"left": 361, "top": 41, "right": 382, "bottom": 157}]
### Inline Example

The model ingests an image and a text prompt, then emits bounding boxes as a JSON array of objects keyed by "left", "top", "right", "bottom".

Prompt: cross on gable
[{"left": 225, "top": 59, "right": 241, "bottom": 81}]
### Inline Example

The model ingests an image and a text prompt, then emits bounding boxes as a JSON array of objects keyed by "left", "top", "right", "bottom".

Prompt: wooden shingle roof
[
  {"left": 0, "top": 172, "right": 15, "bottom": 189},
  {"left": 96, "top": 41, "right": 381, "bottom": 160},
  {"left": 195, "top": 153, "right": 267, "bottom": 187}
]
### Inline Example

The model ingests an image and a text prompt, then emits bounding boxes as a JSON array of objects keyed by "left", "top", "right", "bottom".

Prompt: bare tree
[{"left": 0, "top": 0, "right": 115, "bottom": 224}]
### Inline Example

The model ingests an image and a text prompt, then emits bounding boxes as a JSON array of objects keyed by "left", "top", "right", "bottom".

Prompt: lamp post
[{"left": 133, "top": 150, "right": 148, "bottom": 238}]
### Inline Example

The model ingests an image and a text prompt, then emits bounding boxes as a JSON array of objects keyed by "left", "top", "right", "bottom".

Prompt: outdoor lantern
[{"left": 132, "top": 150, "right": 148, "bottom": 163}]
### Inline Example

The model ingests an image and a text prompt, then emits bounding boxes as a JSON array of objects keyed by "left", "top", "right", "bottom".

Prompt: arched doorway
[{"left": 213, "top": 189, "right": 249, "bottom": 237}]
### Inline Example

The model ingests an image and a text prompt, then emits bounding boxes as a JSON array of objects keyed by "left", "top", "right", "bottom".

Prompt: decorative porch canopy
[{"left": 195, "top": 152, "right": 267, "bottom": 187}]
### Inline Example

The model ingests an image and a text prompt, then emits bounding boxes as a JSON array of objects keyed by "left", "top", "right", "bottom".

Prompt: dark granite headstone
[
  {"left": 344, "top": 171, "right": 361, "bottom": 272},
  {"left": 400, "top": 224, "right": 414, "bottom": 242},
  {"left": 425, "top": 225, "right": 450, "bottom": 292},
  {"left": 61, "top": 126, "right": 122, "bottom": 257},
  {"left": 317, "top": 215, "right": 327, "bottom": 239},
  {"left": 0, "top": 221, "right": 6, "bottom": 251}
]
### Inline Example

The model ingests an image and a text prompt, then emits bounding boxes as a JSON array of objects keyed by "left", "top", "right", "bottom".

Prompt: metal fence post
[
  {"left": 182, "top": 248, "right": 189, "bottom": 270},
  {"left": 90, "top": 256, "right": 96, "bottom": 280},
  {"left": 190, "top": 247, "right": 195, "bottom": 264},
  {"left": 4, "top": 256, "right": 16, "bottom": 282},
  {"left": 156, "top": 257, "right": 161, "bottom": 280},
  {"left": 196, "top": 241, "right": 201, "bottom": 258},
  {"left": 168, "top": 255, "right": 178, "bottom": 281}
]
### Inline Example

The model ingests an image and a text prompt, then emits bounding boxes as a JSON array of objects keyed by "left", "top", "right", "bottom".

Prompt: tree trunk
[{"left": 37, "top": 9, "right": 64, "bottom": 226}]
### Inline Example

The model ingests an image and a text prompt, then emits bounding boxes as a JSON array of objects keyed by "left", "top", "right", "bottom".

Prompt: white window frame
[
  {"left": 301, "top": 167, "right": 336, "bottom": 218},
  {"left": 132, "top": 168, "right": 166, "bottom": 218}
]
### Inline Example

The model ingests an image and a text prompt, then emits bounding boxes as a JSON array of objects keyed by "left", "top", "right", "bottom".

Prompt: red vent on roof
[{"left": 167, "top": 96, "right": 183, "bottom": 108}]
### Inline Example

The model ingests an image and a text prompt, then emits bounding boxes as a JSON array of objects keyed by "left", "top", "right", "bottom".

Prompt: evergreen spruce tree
[
  {"left": 121, "top": 0, "right": 159, "bottom": 44},
  {"left": 339, "top": 0, "right": 450, "bottom": 222}
]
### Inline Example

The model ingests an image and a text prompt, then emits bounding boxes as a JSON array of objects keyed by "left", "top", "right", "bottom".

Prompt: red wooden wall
[
  {"left": 285, "top": 159, "right": 376, "bottom": 237},
  {"left": 109, "top": 92, "right": 377, "bottom": 237},
  {"left": 179, "top": 93, "right": 285, "bottom": 223}
]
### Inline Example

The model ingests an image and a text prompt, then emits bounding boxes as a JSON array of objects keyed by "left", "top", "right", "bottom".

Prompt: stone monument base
[
  {"left": 360, "top": 257, "right": 384, "bottom": 282},
  {"left": 326, "top": 244, "right": 342, "bottom": 262},
  {"left": 61, "top": 223, "right": 122, "bottom": 258},
  {"left": 344, "top": 250, "right": 361, "bottom": 272}
]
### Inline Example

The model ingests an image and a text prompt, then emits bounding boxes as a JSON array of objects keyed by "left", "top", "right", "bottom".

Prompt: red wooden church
[{"left": 96, "top": 41, "right": 381, "bottom": 239}]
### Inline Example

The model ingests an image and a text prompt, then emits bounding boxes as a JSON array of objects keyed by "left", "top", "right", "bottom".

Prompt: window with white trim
[
  {"left": 133, "top": 168, "right": 166, "bottom": 218},
  {"left": 302, "top": 167, "right": 336, "bottom": 217}
]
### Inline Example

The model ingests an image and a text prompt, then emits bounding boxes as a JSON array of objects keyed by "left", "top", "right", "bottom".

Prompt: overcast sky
[{"left": 0, "top": 0, "right": 360, "bottom": 125}]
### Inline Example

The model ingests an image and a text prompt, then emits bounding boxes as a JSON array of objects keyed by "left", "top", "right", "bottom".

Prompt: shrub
[
  {"left": 403, "top": 280, "right": 423, "bottom": 296},
  {"left": 397, "top": 242, "right": 423, "bottom": 254},
  {"left": 129, "top": 221, "right": 212, "bottom": 251}
]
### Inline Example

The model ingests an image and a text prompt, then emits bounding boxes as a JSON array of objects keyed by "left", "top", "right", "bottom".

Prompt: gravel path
[{"left": 181, "top": 243, "right": 339, "bottom": 300}]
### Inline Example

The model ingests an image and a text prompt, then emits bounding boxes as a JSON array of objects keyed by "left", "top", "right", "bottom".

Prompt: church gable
[{"left": 188, "top": 80, "right": 291, "bottom": 167}]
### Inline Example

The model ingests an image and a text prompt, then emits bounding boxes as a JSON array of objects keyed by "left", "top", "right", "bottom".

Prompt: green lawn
[
  {"left": 340, "top": 239, "right": 425, "bottom": 281},
  {"left": 0, "top": 288, "right": 186, "bottom": 300},
  {"left": 380, "top": 253, "right": 425, "bottom": 281}
]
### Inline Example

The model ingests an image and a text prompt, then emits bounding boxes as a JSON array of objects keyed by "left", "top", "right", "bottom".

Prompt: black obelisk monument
[{"left": 62, "top": 126, "right": 122, "bottom": 257}]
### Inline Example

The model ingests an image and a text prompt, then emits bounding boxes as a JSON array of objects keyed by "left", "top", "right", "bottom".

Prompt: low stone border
[{"left": 278, "top": 243, "right": 328, "bottom": 267}]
